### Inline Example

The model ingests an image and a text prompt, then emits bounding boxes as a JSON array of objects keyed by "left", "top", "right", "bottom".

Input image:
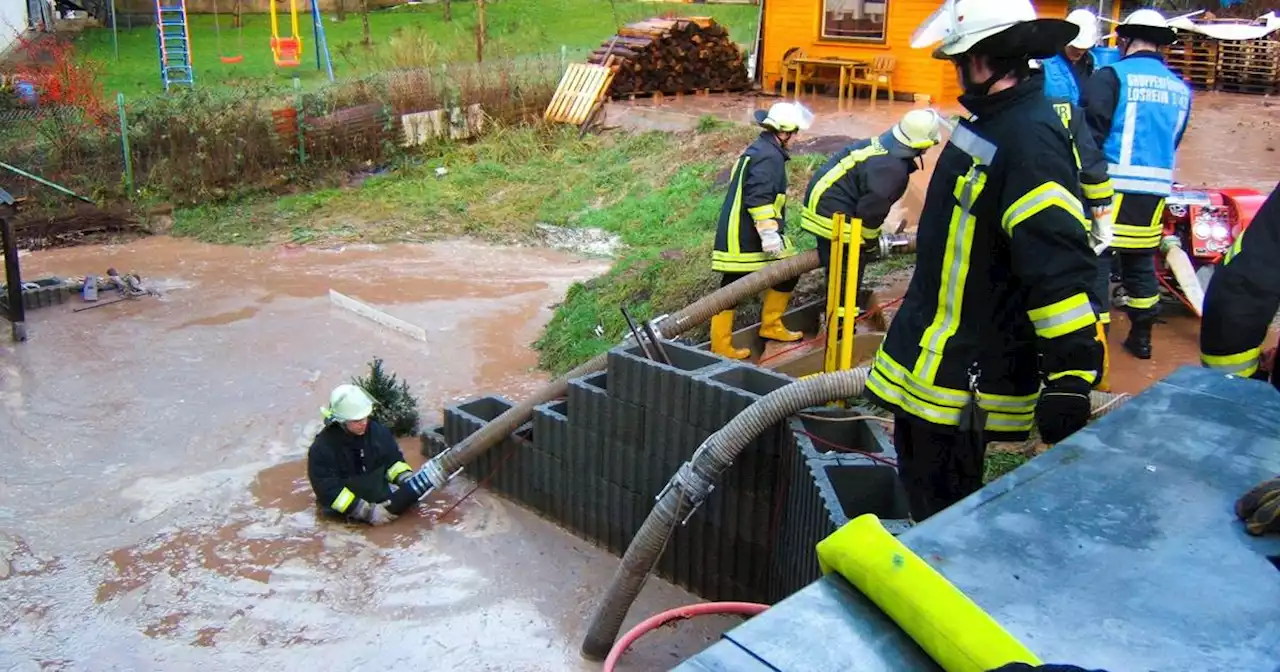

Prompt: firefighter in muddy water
[
  {"left": 710, "top": 101, "right": 815, "bottom": 360},
  {"left": 306, "top": 384, "right": 413, "bottom": 526},
  {"left": 865, "top": 0, "right": 1105, "bottom": 522},
  {"left": 799, "top": 109, "right": 943, "bottom": 333},
  {"left": 1082, "top": 8, "right": 1191, "bottom": 361}
]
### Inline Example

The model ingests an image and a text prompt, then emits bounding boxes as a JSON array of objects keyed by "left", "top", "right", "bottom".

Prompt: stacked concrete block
[
  {"left": 0, "top": 284, "right": 75, "bottom": 313},
  {"left": 770, "top": 411, "right": 908, "bottom": 601},
  {"left": 420, "top": 340, "right": 912, "bottom": 607}
]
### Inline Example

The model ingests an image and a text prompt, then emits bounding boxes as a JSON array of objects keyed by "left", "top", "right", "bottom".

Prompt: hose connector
[
  {"left": 1160, "top": 234, "right": 1183, "bottom": 253},
  {"left": 422, "top": 455, "right": 452, "bottom": 490},
  {"left": 655, "top": 445, "right": 718, "bottom": 525}
]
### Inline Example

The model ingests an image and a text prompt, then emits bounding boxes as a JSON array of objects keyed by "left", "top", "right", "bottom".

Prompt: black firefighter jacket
[
  {"left": 800, "top": 133, "right": 918, "bottom": 244},
  {"left": 1201, "top": 182, "right": 1280, "bottom": 382},
  {"left": 1032, "top": 69, "right": 1115, "bottom": 211},
  {"left": 864, "top": 78, "right": 1105, "bottom": 442},
  {"left": 712, "top": 131, "right": 798, "bottom": 273},
  {"left": 307, "top": 420, "right": 413, "bottom": 515}
]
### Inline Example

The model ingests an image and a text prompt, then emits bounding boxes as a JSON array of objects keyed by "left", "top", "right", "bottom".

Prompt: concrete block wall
[
  {"left": 0, "top": 284, "right": 75, "bottom": 312},
  {"left": 419, "top": 341, "right": 910, "bottom": 605}
]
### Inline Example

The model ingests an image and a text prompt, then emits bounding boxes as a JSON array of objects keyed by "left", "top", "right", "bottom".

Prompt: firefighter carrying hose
[
  {"left": 307, "top": 384, "right": 412, "bottom": 526},
  {"left": 1082, "top": 9, "right": 1191, "bottom": 361},
  {"left": 866, "top": 0, "right": 1105, "bottom": 522},
  {"left": 710, "top": 101, "right": 815, "bottom": 360},
  {"left": 1039, "top": 8, "right": 1099, "bottom": 105},
  {"left": 800, "top": 109, "right": 943, "bottom": 334},
  {"left": 1199, "top": 184, "right": 1280, "bottom": 538}
]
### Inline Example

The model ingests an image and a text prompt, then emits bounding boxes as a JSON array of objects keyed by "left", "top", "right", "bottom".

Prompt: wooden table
[{"left": 782, "top": 56, "right": 870, "bottom": 111}]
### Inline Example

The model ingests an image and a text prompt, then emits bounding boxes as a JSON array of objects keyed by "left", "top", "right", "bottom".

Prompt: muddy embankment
[{"left": 0, "top": 238, "right": 741, "bottom": 670}]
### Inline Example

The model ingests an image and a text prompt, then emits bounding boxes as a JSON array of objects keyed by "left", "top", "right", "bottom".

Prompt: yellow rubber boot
[
  {"left": 759, "top": 289, "right": 803, "bottom": 342},
  {"left": 1096, "top": 321, "right": 1112, "bottom": 393},
  {"left": 710, "top": 310, "right": 750, "bottom": 360}
]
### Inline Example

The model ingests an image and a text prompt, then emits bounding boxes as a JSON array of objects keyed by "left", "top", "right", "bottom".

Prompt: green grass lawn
[{"left": 76, "top": 0, "right": 759, "bottom": 99}]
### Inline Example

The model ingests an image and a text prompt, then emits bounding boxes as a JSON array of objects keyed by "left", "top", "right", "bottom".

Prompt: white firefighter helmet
[
  {"left": 326, "top": 383, "right": 374, "bottom": 423},
  {"left": 910, "top": 0, "right": 1078, "bottom": 60},
  {"left": 753, "top": 101, "right": 815, "bottom": 133},
  {"left": 1116, "top": 8, "right": 1177, "bottom": 46},
  {"left": 892, "top": 109, "right": 944, "bottom": 150},
  {"left": 1066, "top": 8, "right": 1100, "bottom": 49}
]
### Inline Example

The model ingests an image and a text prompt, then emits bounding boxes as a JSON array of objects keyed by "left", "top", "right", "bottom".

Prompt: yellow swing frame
[{"left": 269, "top": 0, "right": 302, "bottom": 67}]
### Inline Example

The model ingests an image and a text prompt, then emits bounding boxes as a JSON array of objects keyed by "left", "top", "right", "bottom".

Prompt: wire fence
[{"left": 0, "top": 54, "right": 563, "bottom": 209}]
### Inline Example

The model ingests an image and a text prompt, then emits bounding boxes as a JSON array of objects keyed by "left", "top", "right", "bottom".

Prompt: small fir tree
[{"left": 352, "top": 357, "right": 421, "bottom": 437}]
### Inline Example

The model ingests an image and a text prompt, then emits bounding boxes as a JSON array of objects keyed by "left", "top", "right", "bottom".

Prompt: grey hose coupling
[{"left": 656, "top": 446, "right": 717, "bottom": 526}]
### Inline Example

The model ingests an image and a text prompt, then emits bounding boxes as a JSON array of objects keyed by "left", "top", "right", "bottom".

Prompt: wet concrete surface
[{"left": 0, "top": 237, "right": 744, "bottom": 671}]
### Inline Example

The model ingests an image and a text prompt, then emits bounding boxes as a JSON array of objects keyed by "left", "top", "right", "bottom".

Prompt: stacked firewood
[{"left": 587, "top": 17, "right": 751, "bottom": 97}]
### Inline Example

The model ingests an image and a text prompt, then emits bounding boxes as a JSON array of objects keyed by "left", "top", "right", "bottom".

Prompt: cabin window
[{"left": 820, "top": 0, "right": 889, "bottom": 43}]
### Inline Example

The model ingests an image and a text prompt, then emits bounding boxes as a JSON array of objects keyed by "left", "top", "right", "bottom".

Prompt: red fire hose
[{"left": 603, "top": 601, "right": 770, "bottom": 672}]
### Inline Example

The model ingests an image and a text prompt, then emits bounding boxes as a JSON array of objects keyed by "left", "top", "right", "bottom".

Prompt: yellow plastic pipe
[
  {"left": 824, "top": 213, "right": 846, "bottom": 375},
  {"left": 838, "top": 216, "right": 862, "bottom": 370},
  {"left": 815, "top": 514, "right": 1043, "bottom": 672},
  {"left": 1096, "top": 322, "right": 1111, "bottom": 393}
]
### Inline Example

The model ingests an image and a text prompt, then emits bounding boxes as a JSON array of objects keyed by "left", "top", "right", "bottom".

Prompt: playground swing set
[{"left": 156, "top": 0, "right": 334, "bottom": 91}]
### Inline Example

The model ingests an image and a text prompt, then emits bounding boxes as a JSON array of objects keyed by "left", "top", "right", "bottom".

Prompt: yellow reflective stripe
[
  {"left": 1001, "top": 182, "right": 1088, "bottom": 236},
  {"left": 804, "top": 142, "right": 887, "bottom": 211},
  {"left": 774, "top": 193, "right": 787, "bottom": 215},
  {"left": 332, "top": 487, "right": 356, "bottom": 513},
  {"left": 1111, "top": 195, "right": 1165, "bottom": 249},
  {"left": 1048, "top": 370, "right": 1098, "bottom": 383},
  {"left": 875, "top": 349, "right": 1036, "bottom": 413},
  {"left": 1126, "top": 294, "right": 1160, "bottom": 310},
  {"left": 1082, "top": 179, "right": 1115, "bottom": 202},
  {"left": 748, "top": 205, "right": 777, "bottom": 221},
  {"left": 914, "top": 165, "right": 984, "bottom": 383},
  {"left": 1027, "top": 292, "right": 1096, "bottom": 339},
  {"left": 1226, "top": 228, "right": 1245, "bottom": 264},
  {"left": 801, "top": 208, "right": 834, "bottom": 238},
  {"left": 867, "top": 360, "right": 1035, "bottom": 432},
  {"left": 727, "top": 156, "right": 749, "bottom": 257},
  {"left": 711, "top": 245, "right": 798, "bottom": 272},
  {"left": 386, "top": 461, "right": 412, "bottom": 482},
  {"left": 1202, "top": 348, "right": 1260, "bottom": 377},
  {"left": 1099, "top": 311, "right": 1111, "bottom": 324}
]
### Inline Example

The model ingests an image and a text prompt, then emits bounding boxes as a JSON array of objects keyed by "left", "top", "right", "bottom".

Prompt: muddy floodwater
[{"left": 0, "top": 238, "right": 743, "bottom": 671}]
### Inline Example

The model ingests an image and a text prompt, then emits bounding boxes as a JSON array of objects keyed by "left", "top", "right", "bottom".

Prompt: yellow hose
[{"left": 815, "top": 514, "right": 1042, "bottom": 672}]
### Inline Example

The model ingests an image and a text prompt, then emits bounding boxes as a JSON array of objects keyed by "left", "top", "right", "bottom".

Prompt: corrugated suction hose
[
  {"left": 580, "top": 366, "right": 873, "bottom": 660},
  {"left": 396, "top": 250, "right": 823, "bottom": 506},
  {"left": 578, "top": 375, "right": 1134, "bottom": 660}
]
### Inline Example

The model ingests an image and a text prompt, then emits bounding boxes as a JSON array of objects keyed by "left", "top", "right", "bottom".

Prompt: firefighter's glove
[
  {"left": 349, "top": 499, "right": 398, "bottom": 526},
  {"left": 1035, "top": 377, "right": 1092, "bottom": 444},
  {"left": 755, "top": 220, "right": 783, "bottom": 256},
  {"left": 1089, "top": 205, "right": 1115, "bottom": 255},
  {"left": 1235, "top": 476, "right": 1280, "bottom": 536},
  {"left": 368, "top": 502, "right": 398, "bottom": 526}
]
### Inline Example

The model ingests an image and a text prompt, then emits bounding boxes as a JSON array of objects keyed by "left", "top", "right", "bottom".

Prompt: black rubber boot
[{"left": 1123, "top": 319, "right": 1153, "bottom": 360}]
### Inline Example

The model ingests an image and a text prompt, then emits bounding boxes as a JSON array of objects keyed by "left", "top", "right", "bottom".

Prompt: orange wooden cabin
[{"left": 754, "top": 0, "right": 1109, "bottom": 105}]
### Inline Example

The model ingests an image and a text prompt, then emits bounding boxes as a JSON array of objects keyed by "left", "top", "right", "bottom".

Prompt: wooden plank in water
[{"left": 328, "top": 289, "right": 428, "bottom": 343}]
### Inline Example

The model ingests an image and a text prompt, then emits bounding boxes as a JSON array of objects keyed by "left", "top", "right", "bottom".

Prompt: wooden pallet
[
  {"left": 544, "top": 62, "right": 618, "bottom": 126},
  {"left": 1219, "top": 80, "right": 1280, "bottom": 95}
]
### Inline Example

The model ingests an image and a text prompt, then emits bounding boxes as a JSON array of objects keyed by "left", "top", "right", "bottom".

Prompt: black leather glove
[
  {"left": 1035, "top": 377, "right": 1092, "bottom": 444},
  {"left": 1235, "top": 477, "right": 1280, "bottom": 536}
]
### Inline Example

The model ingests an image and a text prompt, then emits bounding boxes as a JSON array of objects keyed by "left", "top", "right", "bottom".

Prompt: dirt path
[{"left": 0, "top": 237, "right": 740, "bottom": 671}]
